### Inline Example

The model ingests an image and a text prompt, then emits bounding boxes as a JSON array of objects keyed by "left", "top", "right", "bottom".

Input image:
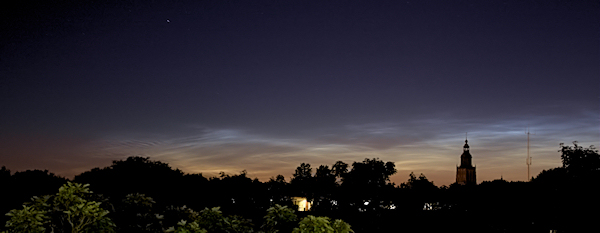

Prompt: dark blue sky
[{"left": 1, "top": 0, "right": 598, "bottom": 185}]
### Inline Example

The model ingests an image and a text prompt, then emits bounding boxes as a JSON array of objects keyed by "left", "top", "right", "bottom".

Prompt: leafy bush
[
  {"left": 165, "top": 206, "right": 254, "bottom": 233},
  {"left": 261, "top": 204, "right": 298, "bottom": 233},
  {"left": 292, "top": 216, "right": 353, "bottom": 233},
  {"left": 115, "top": 193, "right": 163, "bottom": 232},
  {"left": 331, "top": 219, "right": 353, "bottom": 233},
  {"left": 195, "top": 207, "right": 225, "bottom": 232},
  {"left": 4, "top": 204, "right": 49, "bottom": 233},
  {"left": 165, "top": 220, "right": 207, "bottom": 233},
  {"left": 3, "top": 182, "right": 115, "bottom": 233},
  {"left": 293, "top": 216, "right": 334, "bottom": 233}
]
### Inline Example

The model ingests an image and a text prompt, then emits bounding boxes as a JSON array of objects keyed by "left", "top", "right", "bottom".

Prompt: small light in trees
[
  {"left": 423, "top": 203, "right": 432, "bottom": 210},
  {"left": 292, "top": 197, "right": 312, "bottom": 211},
  {"left": 423, "top": 202, "right": 441, "bottom": 211}
]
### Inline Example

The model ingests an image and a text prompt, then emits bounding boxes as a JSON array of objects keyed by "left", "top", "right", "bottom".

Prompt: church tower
[{"left": 456, "top": 138, "right": 476, "bottom": 185}]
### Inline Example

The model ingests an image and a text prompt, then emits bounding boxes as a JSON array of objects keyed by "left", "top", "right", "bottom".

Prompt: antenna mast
[{"left": 526, "top": 128, "right": 534, "bottom": 181}]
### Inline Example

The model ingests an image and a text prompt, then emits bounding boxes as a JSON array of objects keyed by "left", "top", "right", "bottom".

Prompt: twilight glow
[{"left": 0, "top": 0, "right": 598, "bottom": 186}]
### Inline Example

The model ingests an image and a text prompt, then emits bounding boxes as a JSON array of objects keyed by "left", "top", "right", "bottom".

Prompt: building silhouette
[{"left": 456, "top": 139, "right": 476, "bottom": 185}]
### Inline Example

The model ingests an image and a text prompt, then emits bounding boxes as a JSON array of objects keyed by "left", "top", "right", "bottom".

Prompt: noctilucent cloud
[{"left": 1, "top": 0, "right": 598, "bottom": 186}]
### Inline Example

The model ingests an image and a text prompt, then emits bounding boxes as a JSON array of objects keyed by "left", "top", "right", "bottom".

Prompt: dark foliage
[
  {"left": 338, "top": 158, "right": 397, "bottom": 212},
  {"left": 2, "top": 142, "right": 598, "bottom": 233},
  {"left": 0, "top": 168, "right": 68, "bottom": 226},
  {"left": 290, "top": 163, "right": 314, "bottom": 200},
  {"left": 559, "top": 141, "right": 599, "bottom": 176},
  {"left": 73, "top": 156, "right": 185, "bottom": 206}
]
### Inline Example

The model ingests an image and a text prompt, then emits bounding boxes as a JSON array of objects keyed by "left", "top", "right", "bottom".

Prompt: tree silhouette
[
  {"left": 8, "top": 152, "right": 597, "bottom": 232},
  {"left": 292, "top": 163, "right": 313, "bottom": 181},
  {"left": 0, "top": 166, "right": 9, "bottom": 179},
  {"left": 0, "top": 169, "right": 68, "bottom": 225},
  {"left": 0, "top": 166, "right": 12, "bottom": 225},
  {"left": 401, "top": 172, "right": 437, "bottom": 191},
  {"left": 331, "top": 161, "right": 348, "bottom": 185},
  {"left": 290, "top": 163, "right": 315, "bottom": 200},
  {"left": 527, "top": 142, "right": 600, "bottom": 231},
  {"left": 343, "top": 158, "right": 396, "bottom": 189},
  {"left": 559, "top": 141, "right": 599, "bottom": 176},
  {"left": 74, "top": 156, "right": 185, "bottom": 206},
  {"left": 398, "top": 172, "right": 438, "bottom": 211},
  {"left": 532, "top": 167, "right": 568, "bottom": 186},
  {"left": 313, "top": 165, "right": 337, "bottom": 211},
  {"left": 266, "top": 175, "right": 291, "bottom": 206},
  {"left": 211, "top": 170, "right": 269, "bottom": 216},
  {"left": 340, "top": 158, "right": 396, "bottom": 212}
]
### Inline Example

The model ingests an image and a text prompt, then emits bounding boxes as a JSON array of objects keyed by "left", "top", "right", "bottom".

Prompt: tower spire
[
  {"left": 456, "top": 135, "right": 476, "bottom": 186},
  {"left": 463, "top": 133, "right": 470, "bottom": 152},
  {"left": 526, "top": 128, "right": 534, "bottom": 181}
]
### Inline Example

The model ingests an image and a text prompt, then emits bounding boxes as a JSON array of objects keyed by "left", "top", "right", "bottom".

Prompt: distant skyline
[{"left": 1, "top": 0, "right": 598, "bottom": 186}]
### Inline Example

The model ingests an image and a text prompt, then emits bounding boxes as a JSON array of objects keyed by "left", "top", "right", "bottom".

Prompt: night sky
[{"left": 1, "top": 0, "right": 598, "bottom": 186}]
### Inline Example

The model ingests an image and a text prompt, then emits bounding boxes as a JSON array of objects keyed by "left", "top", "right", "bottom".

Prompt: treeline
[{"left": 1, "top": 142, "right": 598, "bottom": 232}]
